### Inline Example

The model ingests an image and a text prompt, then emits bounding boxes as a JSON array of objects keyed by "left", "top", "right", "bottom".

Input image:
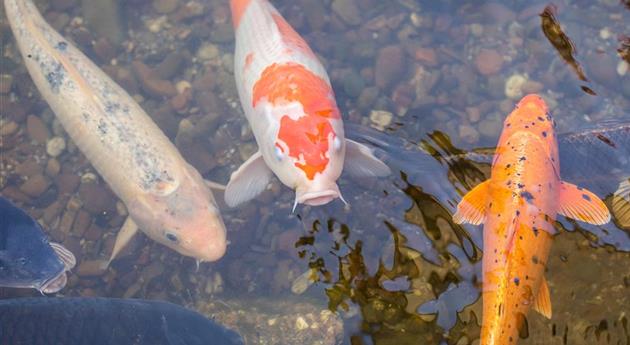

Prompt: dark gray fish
[
  {"left": 0, "top": 196, "right": 75, "bottom": 293},
  {"left": 0, "top": 297, "right": 244, "bottom": 345}
]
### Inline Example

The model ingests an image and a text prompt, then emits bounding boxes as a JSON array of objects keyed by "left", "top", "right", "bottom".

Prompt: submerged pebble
[
  {"left": 504, "top": 73, "right": 528, "bottom": 100},
  {"left": 46, "top": 136, "right": 66, "bottom": 157}
]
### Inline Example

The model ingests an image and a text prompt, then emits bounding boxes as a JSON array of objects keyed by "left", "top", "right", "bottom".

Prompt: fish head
[
  {"left": 264, "top": 111, "right": 346, "bottom": 207},
  {"left": 253, "top": 63, "right": 346, "bottom": 207},
  {"left": 0, "top": 197, "right": 70, "bottom": 292},
  {"left": 0, "top": 237, "right": 66, "bottom": 292},
  {"left": 499, "top": 94, "right": 558, "bottom": 160},
  {"left": 503, "top": 94, "right": 554, "bottom": 136},
  {"left": 128, "top": 167, "right": 227, "bottom": 262}
]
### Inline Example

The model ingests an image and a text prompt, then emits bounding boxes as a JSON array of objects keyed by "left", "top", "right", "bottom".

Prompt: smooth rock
[
  {"left": 78, "top": 182, "right": 117, "bottom": 215},
  {"left": 332, "top": 0, "right": 361, "bottom": 25},
  {"left": 153, "top": 0, "right": 179, "bottom": 14},
  {"left": 19, "top": 174, "right": 52, "bottom": 198},
  {"left": 26, "top": 115, "right": 51, "bottom": 144},
  {"left": 0, "top": 74, "right": 13, "bottom": 94},
  {"left": 77, "top": 260, "right": 108, "bottom": 277},
  {"left": 475, "top": 49, "right": 503, "bottom": 75},
  {"left": 0, "top": 121, "right": 18, "bottom": 136},
  {"left": 81, "top": 0, "right": 126, "bottom": 44},
  {"left": 374, "top": 45, "right": 405, "bottom": 89},
  {"left": 504, "top": 73, "right": 528, "bottom": 100},
  {"left": 369, "top": 110, "right": 393, "bottom": 131},
  {"left": 45, "top": 158, "right": 61, "bottom": 177},
  {"left": 46, "top": 136, "right": 66, "bottom": 157}
]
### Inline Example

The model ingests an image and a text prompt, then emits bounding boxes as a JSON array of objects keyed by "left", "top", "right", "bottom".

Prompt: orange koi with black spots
[
  {"left": 454, "top": 94, "right": 610, "bottom": 344},
  {"left": 226, "top": 0, "right": 390, "bottom": 209}
]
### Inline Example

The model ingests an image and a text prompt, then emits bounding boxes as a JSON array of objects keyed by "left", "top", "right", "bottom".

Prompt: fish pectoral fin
[
  {"left": 204, "top": 179, "right": 227, "bottom": 191},
  {"left": 612, "top": 178, "right": 629, "bottom": 226},
  {"left": 106, "top": 217, "right": 139, "bottom": 267},
  {"left": 453, "top": 180, "right": 490, "bottom": 225},
  {"left": 343, "top": 139, "right": 391, "bottom": 178},
  {"left": 557, "top": 181, "right": 610, "bottom": 225},
  {"left": 224, "top": 151, "right": 273, "bottom": 207},
  {"left": 49, "top": 242, "right": 77, "bottom": 270},
  {"left": 533, "top": 277, "right": 552, "bottom": 319}
]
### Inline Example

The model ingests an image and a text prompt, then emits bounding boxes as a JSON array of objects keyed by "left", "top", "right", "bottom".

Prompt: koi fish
[
  {"left": 0, "top": 196, "right": 76, "bottom": 294},
  {"left": 0, "top": 297, "right": 244, "bottom": 345},
  {"left": 227, "top": 0, "right": 390, "bottom": 209},
  {"left": 4, "top": 0, "right": 227, "bottom": 264},
  {"left": 453, "top": 94, "right": 610, "bottom": 344}
]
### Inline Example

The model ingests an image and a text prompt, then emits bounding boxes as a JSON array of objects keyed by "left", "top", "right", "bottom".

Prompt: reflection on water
[{"left": 1, "top": 0, "right": 629, "bottom": 344}]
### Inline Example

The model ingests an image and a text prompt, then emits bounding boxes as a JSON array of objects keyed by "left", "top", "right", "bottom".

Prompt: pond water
[{"left": 0, "top": 0, "right": 628, "bottom": 344}]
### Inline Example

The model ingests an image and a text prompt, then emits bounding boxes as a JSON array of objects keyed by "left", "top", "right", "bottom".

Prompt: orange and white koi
[
  {"left": 453, "top": 94, "right": 610, "bottom": 344},
  {"left": 226, "top": 0, "right": 390, "bottom": 209},
  {"left": 5, "top": 0, "right": 227, "bottom": 264}
]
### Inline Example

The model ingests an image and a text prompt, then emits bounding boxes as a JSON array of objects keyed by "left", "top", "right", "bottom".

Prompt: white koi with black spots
[{"left": 4, "top": 0, "right": 227, "bottom": 263}]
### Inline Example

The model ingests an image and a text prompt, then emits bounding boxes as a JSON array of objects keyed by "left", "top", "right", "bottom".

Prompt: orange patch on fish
[
  {"left": 230, "top": 0, "right": 252, "bottom": 28},
  {"left": 271, "top": 13, "right": 316, "bottom": 58},
  {"left": 277, "top": 115, "right": 334, "bottom": 180},
  {"left": 252, "top": 63, "right": 340, "bottom": 119},
  {"left": 244, "top": 52, "right": 255, "bottom": 70}
]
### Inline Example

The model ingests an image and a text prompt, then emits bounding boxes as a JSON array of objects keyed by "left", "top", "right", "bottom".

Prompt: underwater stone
[
  {"left": 81, "top": 0, "right": 126, "bottom": 45},
  {"left": 46, "top": 136, "right": 66, "bottom": 157},
  {"left": 504, "top": 73, "right": 528, "bottom": 100}
]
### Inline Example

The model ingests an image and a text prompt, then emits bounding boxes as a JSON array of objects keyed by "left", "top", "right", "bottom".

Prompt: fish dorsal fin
[
  {"left": 533, "top": 277, "right": 552, "bottom": 319},
  {"left": 49, "top": 242, "right": 76, "bottom": 270},
  {"left": 224, "top": 151, "right": 273, "bottom": 207},
  {"left": 344, "top": 139, "right": 391, "bottom": 178},
  {"left": 453, "top": 180, "right": 490, "bottom": 225},
  {"left": 557, "top": 181, "right": 610, "bottom": 225},
  {"left": 612, "top": 179, "right": 629, "bottom": 227}
]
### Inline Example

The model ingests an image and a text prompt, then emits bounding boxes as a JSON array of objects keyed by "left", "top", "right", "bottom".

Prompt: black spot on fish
[
  {"left": 542, "top": 131, "right": 547, "bottom": 137},
  {"left": 514, "top": 277, "right": 520, "bottom": 286},
  {"left": 27, "top": 54, "right": 32, "bottom": 58},
  {"left": 516, "top": 210, "right": 521, "bottom": 216},
  {"left": 45, "top": 62, "right": 65, "bottom": 93},
  {"left": 525, "top": 125, "right": 530, "bottom": 129},
  {"left": 517, "top": 183, "right": 525, "bottom": 189},
  {"left": 506, "top": 123, "right": 511, "bottom": 127},
  {"left": 97, "top": 119, "right": 108, "bottom": 135},
  {"left": 532, "top": 255, "right": 539, "bottom": 264},
  {"left": 519, "top": 156, "right": 526, "bottom": 161},
  {"left": 56, "top": 41, "right": 68, "bottom": 51},
  {"left": 537, "top": 116, "right": 544, "bottom": 122},
  {"left": 533, "top": 226, "right": 539, "bottom": 236},
  {"left": 596, "top": 133, "right": 616, "bottom": 148},
  {"left": 521, "top": 191, "right": 535, "bottom": 202},
  {"left": 582, "top": 193, "right": 591, "bottom": 201},
  {"left": 507, "top": 180, "right": 512, "bottom": 186}
]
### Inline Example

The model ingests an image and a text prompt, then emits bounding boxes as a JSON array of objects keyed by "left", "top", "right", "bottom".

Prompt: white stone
[
  {"left": 46, "top": 136, "right": 66, "bottom": 157},
  {"left": 617, "top": 61, "right": 628, "bottom": 76},
  {"left": 504, "top": 73, "right": 528, "bottom": 100},
  {"left": 295, "top": 316, "right": 309, "bottom": 331}
]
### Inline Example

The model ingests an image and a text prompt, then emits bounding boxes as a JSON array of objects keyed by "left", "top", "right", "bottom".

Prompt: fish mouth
[{"left": 297, "top": 190, "right": 340, "bottom": 206}]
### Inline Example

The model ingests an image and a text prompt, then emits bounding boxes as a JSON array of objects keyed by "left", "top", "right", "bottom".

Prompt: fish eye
[
  {"left": 274, "top": 146, "right": 284, "bottom": 161},
  {"left": 16, "top": 257, "right": 27, "bottom": 266},
  {"left": 165, "top": 232, "right": 179, "bottom": 243},
  {"left": 333, "top": 137, "right": 342, "bottom": 152}
]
